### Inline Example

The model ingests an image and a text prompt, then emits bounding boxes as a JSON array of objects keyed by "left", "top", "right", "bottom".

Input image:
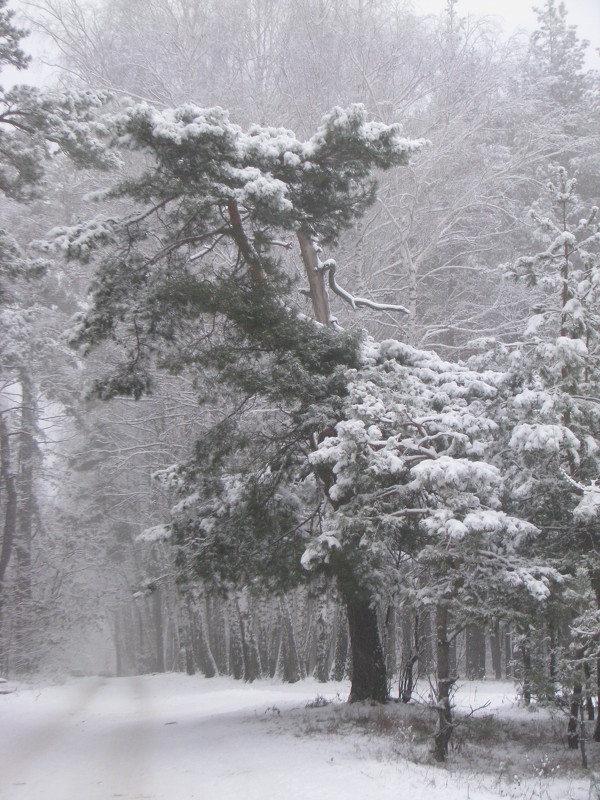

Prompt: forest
[{"left": 1, "top": 0, "right": 600, "bottom": 776}]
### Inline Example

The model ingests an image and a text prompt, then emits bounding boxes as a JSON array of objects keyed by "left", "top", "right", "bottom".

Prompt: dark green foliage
[
  {"left": 56, "top": 102, "right": 423, "bottom": 603},
  {"left": 0, "top": 0, "right": 29, "bottom": 71},
  {"left": 0, "top": 0, "right": 114, "bottom": 202}
]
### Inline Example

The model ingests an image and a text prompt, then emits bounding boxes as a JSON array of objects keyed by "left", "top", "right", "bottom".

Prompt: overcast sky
[
  {"left": 416, "top": 0, "right": 600, "bottom": 67},
  {"left": 4, "top": 0, "right": 600, "bottom": 85}
]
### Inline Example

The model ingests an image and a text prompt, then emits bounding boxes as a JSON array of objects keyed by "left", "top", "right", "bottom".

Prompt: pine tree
[
  {"left": 493, "top": 165, "right": 600, "bottom": 754},
  {"left": 528, "top": 0, "right": 589, "bottom": 107},
  {"left": 52, "top": 100, "right": 425, "bottom": 700},
  {"left": 305, "top": 336, "right": 554, "bottom": 750}
]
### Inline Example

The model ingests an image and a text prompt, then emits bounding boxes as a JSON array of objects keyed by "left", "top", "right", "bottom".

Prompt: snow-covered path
[{"left": 0, "top": 674, "right": 594, "bottom": 800}]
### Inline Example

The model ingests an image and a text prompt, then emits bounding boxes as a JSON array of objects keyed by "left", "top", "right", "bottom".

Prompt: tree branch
[
  {"left": 226, "top": 199, "right": 265, "bottom": 283},
  {"left": 318, "top": 257, "right": 409, "bottom": 315}
]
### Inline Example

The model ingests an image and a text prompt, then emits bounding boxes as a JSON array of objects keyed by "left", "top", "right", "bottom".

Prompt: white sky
[
  {"left": 414, "top": 0, "right": 600, "bottom": 67},
  {"left": 3, "top": 0, "right": 600, "bottom": 84}
]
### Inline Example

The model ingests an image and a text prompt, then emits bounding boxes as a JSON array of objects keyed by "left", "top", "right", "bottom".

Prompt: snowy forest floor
[{"left": 1, "top": 674, "right": 599, "bottom": 800}]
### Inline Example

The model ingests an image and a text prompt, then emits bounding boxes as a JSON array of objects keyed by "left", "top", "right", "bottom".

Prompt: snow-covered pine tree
[
  {"left": 527, "top": 0, "right": 589, "bottom": 108},
  {"left": 0, "top": 3, "right": 113, "bottom": 203},
  {"left": 494, "top": 165, "right": 600, "bottom": 749},
  {"left": 304, "top": 336, "right": 554, "bottom": 754},
  {"left": 52, "top": 101, "right": 425, "bottom": 700}
]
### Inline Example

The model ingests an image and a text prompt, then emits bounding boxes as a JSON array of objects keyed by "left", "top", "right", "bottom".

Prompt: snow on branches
[{"left": 303, "top": 336, "right": 553, "bottom": 609}]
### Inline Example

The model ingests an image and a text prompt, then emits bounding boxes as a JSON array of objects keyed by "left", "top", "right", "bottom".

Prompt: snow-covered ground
[{"left": 0, "top": 673, "right": 598, "bottom": 799}]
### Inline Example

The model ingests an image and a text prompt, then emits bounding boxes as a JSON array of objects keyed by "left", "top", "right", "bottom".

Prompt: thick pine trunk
[
  {"left": 297, "top": 231, "right": 331, "bottom": 325},
  {"left": 344, "top": 589, "right": 387, "bottom": 703}
]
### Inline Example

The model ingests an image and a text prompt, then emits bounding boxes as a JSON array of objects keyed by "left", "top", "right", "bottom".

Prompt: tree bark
[
  {"left": 15, "top": 372, "right": 36, "bottom": 673},
  {"left": 277, "top": 595, "right": 303, "bottom": 683},
  {"left": 521, "top": 645, "right": 532, "bottom": 706},
  {"left": 297, "top": 231, "right": 331, "bottom": 325},
  {"left": 235, "top": 590, "right": 262, "bottom": 682},
  {"left": 568, "top": 684, "right": 582, "bottom": 750},
  {"left": 314, "top": 593, "right": 330, "bottom": 682},
  {"left": 114, "top": 611, "right": 124, "bottom": 677},
  {"left": 200, "top": 603, "right": 218, "bottom": 677},
  {"left": 331, "top": 603, "right": 348, "bottom": 681},
  {"left": 0, "top": 413, "right": 17, "bottom": 674},
  {"left": 579, "top": 700, "right": 588, "bottom": 769},
  {"left": 384, "top": 604, "right": 397, "bottom": 690},
  {"left": 344, "top": 589, "right": 387, "bottom": 703},
  {"left": 153, "top": 585, "right": 165, "bottom": 672},
  {"left": 466, "top": 623, "right": 486, "bottom": 679},
  {"left": 434, "top": 605, "right": 454, "bottom": 762},
  {"left": 504, "top": 627, "right": 513, "bottom": 678},
  {"left": 399, "top": 610, "right": 420, "bottom": 703},
  {"left": 594, "top": 657, "right": 600, "bottom": 742},
  {"left": 0, "top": 414, "right": 17, "bottom": 586},
  {"left": 490, "top": 619, "right": 502, "bottom": 680}
]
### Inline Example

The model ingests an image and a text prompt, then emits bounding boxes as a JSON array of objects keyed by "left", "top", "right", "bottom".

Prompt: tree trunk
[
  {"left": 568, "top": 683, "right": 582, "bottom": 749},
  {"left": 490, "top": 620, "right": 502, "bottom": 680},
  {"left": 344, "top": 589, "right": 387, "bottom": 703},
  {"left": 466, "top": 623, "right": 485, "bottom": 679},
  {"left": 315, "top": 592, "right": 329, "bottom": 682},
  {"left": 384, "top": 604, "right": 397, "bottom": 691},
  {"left": 197, "top": 594, "right": 218, "bottom": 677},
  {"left": 399, "top": 610, "right": 420, "bottom": 703},
  {"left": 593, "top": 578, "right": 600, "bottom": 741},
  {"left": 331, "top": 603, "right": 348, "bottom": 681},
  {"left": 0, "top": 413, "right": 17, "bottom": 574},
  {"left": 400, "top": 240, "right": 418, "bottom": 345},
  {"left": 521, "top": 645, "right": 532, "bottom": 706},
  {"left": 297, "top": 231, "right": 331, "bottom": 325},
  {"left": 434, "top": 605, "right": 454, "bottom": 762},
  {"left": 0, "top": 413, "right": 18, "bottom": 660},
  {"left": 594, "top": 657, "right": 600, "bottom": 742},
  {"left": 153, "top": 586, "right": 165, "bottom": 673},
  {"left": 580, "top": 700, "right": 588, "bottom": 769},
  {"left": 114, "top": 611, "right": 124, "bottom": 677},
  {"left": 14, "top": 371, "right": 36, "bottom": 673},
  {"left": 584, "top": 661, "right": 594, "bottom": 720},
  {"left": 548, "top": 623, "right": 557, "bottom": 695},
  {"left": 504, "top": 627, "right": 513, "bottom": 678},
  {"left": 235, "top": 590, "right": 262, "bottom": 682},
  {"left": 277, "top": 595, "right": 303, "bottom": 683}
]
